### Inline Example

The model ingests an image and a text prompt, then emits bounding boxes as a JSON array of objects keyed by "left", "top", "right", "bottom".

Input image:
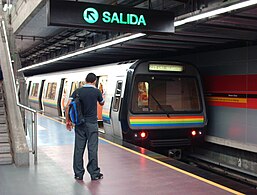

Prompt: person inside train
[
  {"left": 65, "top": 72, "right": 105, "bottom": 181},
  {"left": 137, "top": 82, "right": 149, "bottom": 109}
]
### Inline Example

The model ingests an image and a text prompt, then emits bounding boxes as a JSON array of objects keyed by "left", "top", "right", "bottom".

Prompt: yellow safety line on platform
[
  {"left": 39, "top": 113, "right": 66, "bottom": 124},
  {"left": 100, "top": 137, "right": 244, "bottom": 195},
  {"left": 39, "top": 114, "right": 244, "bottom": 195}
]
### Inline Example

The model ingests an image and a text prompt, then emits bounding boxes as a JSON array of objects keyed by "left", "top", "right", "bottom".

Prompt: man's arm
[
  {"left": 65, "top": 99, "right": 73, "bottom": 131},
  {"left": 98, "top": 89, "right": 105, "bottom": 106},
  {"left": 99, "top": 99, "right": 105, "bottom": 106}
]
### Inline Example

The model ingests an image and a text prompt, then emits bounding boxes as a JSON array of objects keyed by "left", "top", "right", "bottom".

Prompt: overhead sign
[
  {"left": 48, "top": 0, "right": 174, "bottom": 33},
  {"left": 149, "top": 64, "right": 184, "bottom": 72},
  {"left": 83, "top": 8, "right": 147, "bottom": 26}
]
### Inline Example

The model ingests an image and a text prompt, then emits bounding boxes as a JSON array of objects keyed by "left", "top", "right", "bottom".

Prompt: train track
[{"left": 182, "top": 153, "right": 257, "bottom": 188}]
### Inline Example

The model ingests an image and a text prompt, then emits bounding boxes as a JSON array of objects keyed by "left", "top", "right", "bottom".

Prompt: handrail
[{"left": 1, "top": 20, "right": 38, "bottom": 164}]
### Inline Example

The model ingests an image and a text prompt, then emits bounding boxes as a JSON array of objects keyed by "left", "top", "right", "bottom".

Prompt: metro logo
[{"left": 102, "top": 12, "right": 146, "bottom": 26}]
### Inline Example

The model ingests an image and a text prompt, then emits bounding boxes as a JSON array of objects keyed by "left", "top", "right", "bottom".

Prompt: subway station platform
[{"left": 0, "top": 115, "right": 256, "bottom": 195}]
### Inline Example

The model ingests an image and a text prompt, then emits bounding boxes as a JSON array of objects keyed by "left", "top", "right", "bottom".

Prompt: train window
[
  {"left": 79, "top": 81, "right": 86, "bottom": 87},
  {"left": 113, "top": 81, "right": 123, "bottom": 112},
  {"left": 45, "top": 84, "right": 50, "bottom": 98},
  {"left": 131, "top": 75, "right": 201, "bottom": 113},
  {"left": 31, "top": 83, "right": 39, "bottom": 97},
  {"left": 70, "top": 82, "right": 78, "bottom": 96},
  {"left": 45, "top": 82, "right": 57, "bottom": 100},
  {"left": 97, "top": 76, "right": 108, "bottom": 95}
]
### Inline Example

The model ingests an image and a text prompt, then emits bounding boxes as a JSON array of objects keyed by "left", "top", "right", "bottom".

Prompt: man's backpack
[{"left": 69, "top": 91, "right": 85, "bottom": 125}]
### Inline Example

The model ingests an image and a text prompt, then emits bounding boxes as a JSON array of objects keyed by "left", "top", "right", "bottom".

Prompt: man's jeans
[{"left": 73, "top": 121, "right": 100, "bottom": 178}]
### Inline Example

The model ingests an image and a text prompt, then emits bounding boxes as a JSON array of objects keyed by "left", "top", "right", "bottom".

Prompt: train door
[
  {"left": 96, "top": 75, "right": 110, "bottom": 133},
  {"left": 97, "top": 76, "right": 108, "bottom": 124},
  {"left": 111, "top": 79, "right": 124, "bottom": 138},
  {"left": 57, "top": 78, "right": 68, "bottom": 117},
  {"left": 38, "top": 80, "right": 45, "bottom": 111},
  {"left": 70, "top": 81, "right": 78, "bottom": 96},
  {"left": 27, "top": 81, "right": 32, "bottom": 97}
]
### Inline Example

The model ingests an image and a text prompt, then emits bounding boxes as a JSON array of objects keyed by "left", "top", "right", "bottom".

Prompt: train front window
[
  {"left": 131, "top": 76, "right": 201, "bottom": 113},
  {"left": 137, "top": 82, "right": 149, "bottom": 110}
]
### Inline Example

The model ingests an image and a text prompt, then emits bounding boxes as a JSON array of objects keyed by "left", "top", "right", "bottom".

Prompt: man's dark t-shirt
[{"left": 71, "top": 85, "right": 103, "bottom": 123}]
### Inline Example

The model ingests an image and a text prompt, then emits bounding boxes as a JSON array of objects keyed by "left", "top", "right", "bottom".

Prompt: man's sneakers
[
  {"left": 75, "top": 173, "right": 103, "bottom": 181},
  {"left": 74, "top": 175, "right": 83, "bottom": 180},
  {"left": 91, "top": 173, "right": 103, "bottom": 181}
]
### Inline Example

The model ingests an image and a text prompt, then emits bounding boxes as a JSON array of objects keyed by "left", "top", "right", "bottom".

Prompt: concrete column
[
  {"left": 11, "top": 0, "right": 46, "bottom": 34},
  {"left": 8, "top": 24, "right": 28, "bottom": 123},
  {"left": 0, "top": 19, "right": 29, "bottom": 166}
]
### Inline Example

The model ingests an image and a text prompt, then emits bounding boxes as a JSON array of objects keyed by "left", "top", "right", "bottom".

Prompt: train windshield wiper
[{"left": 149, "top": 93, "right": 170, "bottom": 118}]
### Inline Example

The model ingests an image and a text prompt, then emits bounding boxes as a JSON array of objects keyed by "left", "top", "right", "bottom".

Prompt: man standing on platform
[{"left": 66, "top": 73, "right": 104, "bottom": 181}]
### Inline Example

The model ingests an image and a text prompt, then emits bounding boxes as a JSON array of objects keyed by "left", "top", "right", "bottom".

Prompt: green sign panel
[
  {"left": 49, "top": 0, "right": 174, "bottom": 33},
  {"left": 101, "top": 12, "right": 146, "bottom": 26},
  {"left": 83, "top": 9, "right": 147, "bottom": 26}
]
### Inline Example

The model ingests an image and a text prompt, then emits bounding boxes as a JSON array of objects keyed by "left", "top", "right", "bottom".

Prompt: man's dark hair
[{"left": 86, "top": 73, "right": 97, "bottom": 83}]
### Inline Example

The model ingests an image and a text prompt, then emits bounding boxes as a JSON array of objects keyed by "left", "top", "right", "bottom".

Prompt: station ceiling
[{"left": 12, "top": 0, "right": 257, "bottom": 76}]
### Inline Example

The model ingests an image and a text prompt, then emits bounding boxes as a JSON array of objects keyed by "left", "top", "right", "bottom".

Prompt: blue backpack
[{"left": 69, "top": 91, "right": 85, "bottom": 125}]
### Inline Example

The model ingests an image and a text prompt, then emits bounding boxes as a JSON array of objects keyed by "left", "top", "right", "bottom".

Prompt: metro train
[{"left": 26, "top": 60, "right": 207, "bottom": 148}]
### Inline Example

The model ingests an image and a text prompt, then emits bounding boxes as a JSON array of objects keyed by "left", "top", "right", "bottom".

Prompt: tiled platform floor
[{"left": 0, "top": 115, "right": 256, "bottom": 195}]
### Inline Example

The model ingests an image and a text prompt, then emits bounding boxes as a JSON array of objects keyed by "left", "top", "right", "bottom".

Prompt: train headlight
[
  {"left": 140, "top": 132, "right": 146, "bottom": 138},
  {"left": 191, "top": 130, "right": 197, "bottom": 136},
  {"left": 134, "top": 131, "right": 148, "bottom": 139}
]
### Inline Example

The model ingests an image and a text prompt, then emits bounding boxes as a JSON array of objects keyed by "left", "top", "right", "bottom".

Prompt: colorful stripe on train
[
  {"left": 29, "top": 96, "right": 39, "bottom": 103},
  {"left": 43, "top": 99, "right": 57, "bottom": 107},
  {"left": 102, "top": 110, "right": 111, "bottom": 124},
  {"left": 129, "top": 115, "right": 205, "bottom": 127}
]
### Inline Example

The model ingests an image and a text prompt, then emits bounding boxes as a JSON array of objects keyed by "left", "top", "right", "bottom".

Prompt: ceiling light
[
  {"left": 3, "top": 3, "right": 12, "bottom": 12},
  {"left": 174, "top": 0, "right": 257, "bottom": 27},
  {"left": 3, "top": 4, "right": 8, "bottom": 11},
  {"left": 17, "top": 0, "right": 257, "bottom": 72},
  {"left": 18, "top": 33, "right": 146, "bottom": 72}
]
